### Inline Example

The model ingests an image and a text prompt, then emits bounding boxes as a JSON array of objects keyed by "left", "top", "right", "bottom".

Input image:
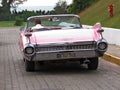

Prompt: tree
[
  {"left": 54, "top": 0, "right": 68, "bottom": 14},
  {"left": 0, "top": 0, "right": 27, "bottom": 14},
  {"left": 68, "top": 0, "right": 98, "bottom": 14}
]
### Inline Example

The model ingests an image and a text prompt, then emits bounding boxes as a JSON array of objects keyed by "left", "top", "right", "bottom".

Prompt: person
[
  {"left": 31, "top": 19, "right": 44, "bottom": 30},
  {"left": 108, "top": 4, "right": 114, "bottom": 17}
]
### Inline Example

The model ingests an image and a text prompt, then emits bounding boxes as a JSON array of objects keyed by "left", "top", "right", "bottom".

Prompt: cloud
[{"left": 20, "top": 0, "right": 72, "bottom": 6}]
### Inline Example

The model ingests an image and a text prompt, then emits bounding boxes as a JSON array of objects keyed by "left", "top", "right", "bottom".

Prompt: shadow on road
[{"left": 23, "top": 61, "right": 99, "bottom": 75}]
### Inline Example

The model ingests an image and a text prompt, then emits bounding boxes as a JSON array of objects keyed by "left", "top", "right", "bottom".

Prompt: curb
[{"left": 103, "top": 52, "right": 120, "bottom": 65}]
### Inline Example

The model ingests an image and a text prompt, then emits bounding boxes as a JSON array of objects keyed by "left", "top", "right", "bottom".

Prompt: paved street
[{"left": 0, "top": 27, "right": 120, "bottom": 90}]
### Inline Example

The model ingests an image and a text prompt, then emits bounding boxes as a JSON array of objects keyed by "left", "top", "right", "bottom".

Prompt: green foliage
[
  {"left": 68, "top": 0, "right": 98, "bottom": 14},
  {"left": 54, "top": 0, "right": 68, "bottom": 14},
  {"left": 0, "top": 8, "right": 55, "bottom": 27},
  {"left": 14, "top": 17, "right": 24, "bottom": 26},
  {"left": 0, "top": 9, "right": 54, "bottom": 21},
  {"left": 0, "top": 14, "right": 10, "bottom": 21},
  {"left": 0, "top": 21, "right": 15, "bottom": 27},
  {"left": 0, "top": 0, "right": 27, "bottom": 14},
  {"left": 79, "top": 0, "right": 120, "bottom": 29}
]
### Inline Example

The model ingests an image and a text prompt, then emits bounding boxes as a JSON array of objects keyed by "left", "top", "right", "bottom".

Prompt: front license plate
[{"left": 56, "top": 52, "right": 76, "bottom": 59}]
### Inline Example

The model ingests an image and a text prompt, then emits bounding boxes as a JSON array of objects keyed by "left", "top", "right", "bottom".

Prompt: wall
[{"left": 83, "top": 25, "right": 120, "bottom": 46}]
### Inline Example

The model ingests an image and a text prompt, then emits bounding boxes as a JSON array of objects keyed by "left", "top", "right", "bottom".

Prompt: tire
[
  {"left": 88, "top": 57, "right": 98, "bottom": 70},
  {"left": 23, "top": 58, "right": 25, "bottom": 62},
  {"left": 25, "top": 60, "right": 35, "bottom": 72}
]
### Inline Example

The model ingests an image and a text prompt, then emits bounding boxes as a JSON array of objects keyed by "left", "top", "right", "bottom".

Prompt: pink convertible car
[{"left": 19, "top": 14, "right": 108, "bottom": 71}]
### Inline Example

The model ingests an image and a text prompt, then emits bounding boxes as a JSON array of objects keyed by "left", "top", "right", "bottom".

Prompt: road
[{"left": 0, "top": 27, "right": 120, "bottom": 90}]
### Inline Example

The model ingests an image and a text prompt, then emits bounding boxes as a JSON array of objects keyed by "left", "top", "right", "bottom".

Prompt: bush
[
  {"left": 68, "top": 0, "right": 99, "bottom": 14},
  {"left": 14, "top": 17, "right": 24, "bottom": 26}
]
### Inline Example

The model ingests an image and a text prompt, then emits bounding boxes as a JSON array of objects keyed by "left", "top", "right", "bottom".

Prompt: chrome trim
[
  {"left": 27, "top": 14, "right": 80, "bottom": 21},
  {"left": 24, "top": 44, "right": 35, "bottom": 56},
  {"left": 35, "top": 41, "right": 96, "bottom": 46},
  {"left": 32, "top": 50, "right": 99, "bottom": 61},
  {"left": 97, "top": 39, "right": 108, "bottom": 51},
  {"left": 35, "top": 49, "right": 96, "bottom": 54},
  {"left": 24, "top": 40, "right": 108, "bottom": 61},
  {"left": 35, "top": 41, "right": 96, "bottom": 53}
]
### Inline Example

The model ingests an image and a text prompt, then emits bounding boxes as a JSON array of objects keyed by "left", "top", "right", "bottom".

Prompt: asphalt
[{"left": 103, "top": 44, "right": 120, "bottom": 65}]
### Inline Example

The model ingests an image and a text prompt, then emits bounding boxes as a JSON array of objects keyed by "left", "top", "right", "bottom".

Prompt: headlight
[
  {"left": 24, "top": 44, "right": 35, "bottom": 56},
  {"left": 98, "top": 42, "right": 107, "bottom": 50}
]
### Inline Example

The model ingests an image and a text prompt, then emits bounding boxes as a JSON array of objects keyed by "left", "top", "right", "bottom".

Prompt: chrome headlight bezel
[
  {"left": 97, "top": 40, "right": 108, "bottom": 51},
  {"left": 24, "top": 44, "right": 35, "bottom": 56}
]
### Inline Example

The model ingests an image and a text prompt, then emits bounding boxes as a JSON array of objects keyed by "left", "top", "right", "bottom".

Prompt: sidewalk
[{"left": 103, "top": 44, "right": 120, "bottom": 65}]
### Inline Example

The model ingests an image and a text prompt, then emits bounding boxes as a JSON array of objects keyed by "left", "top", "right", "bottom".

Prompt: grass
[
  {"left": 0, "top": 21, "right": 25, "bottom": 27},
  {"left": 1, "top": 0, "right": 120, "bottom": 28},
  {"left": 79, "top": 0, "right": 120, "bottom": 29},
  {"left": 0, "top": 21, "right": 16, "bottom": 27}
]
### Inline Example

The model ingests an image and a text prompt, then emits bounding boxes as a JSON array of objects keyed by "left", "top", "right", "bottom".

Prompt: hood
[{"left": 30, "top": 29, "right": 100, "bottom": 44}]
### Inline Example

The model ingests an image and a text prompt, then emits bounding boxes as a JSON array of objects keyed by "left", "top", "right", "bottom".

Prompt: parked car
[{"left": 19, "top": 14, "right": 108, "bottom": 71}]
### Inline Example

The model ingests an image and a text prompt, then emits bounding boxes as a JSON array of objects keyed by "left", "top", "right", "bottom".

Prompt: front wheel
[
  {"left": 25, "top": 60, "right": 35, "bottom": 72},
  {"left": 87, "top": 57, "right": 98, "bottom": 70}
]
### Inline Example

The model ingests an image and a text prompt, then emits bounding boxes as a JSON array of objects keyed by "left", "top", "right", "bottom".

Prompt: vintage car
[{"left": 19, "top": 14, "right": 108, "bottom": 71}]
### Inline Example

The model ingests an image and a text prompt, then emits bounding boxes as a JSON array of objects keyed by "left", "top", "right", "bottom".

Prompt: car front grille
[{"left": 35, "top": 42, "right": 96, "bottom": 52}]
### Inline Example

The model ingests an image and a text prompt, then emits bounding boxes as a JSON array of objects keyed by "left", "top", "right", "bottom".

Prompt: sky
[
  {"left": 20, "top": 0, "right": 73, "bottom": 6},
  {"left": 17, "top": 0, "right": 73, "bottom": 11},
  {"left": 0, "top": 0, "right": 73, "bottom": 11}
]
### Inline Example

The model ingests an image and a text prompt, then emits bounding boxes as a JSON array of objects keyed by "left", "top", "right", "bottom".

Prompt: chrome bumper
[{"left": 29, "top": 50, "right": 101, "bottom": 61}]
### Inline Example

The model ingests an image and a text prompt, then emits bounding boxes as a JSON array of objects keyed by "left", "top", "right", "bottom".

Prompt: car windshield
[{"left": 27, "top": 15, "right": 82, "bottom": 31}]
